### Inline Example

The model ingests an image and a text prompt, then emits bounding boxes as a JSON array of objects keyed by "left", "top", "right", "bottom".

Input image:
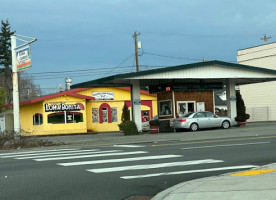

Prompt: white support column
[
  {"left": 11, "top": 35, "right": 21, "bottom": 135},
  {"left": 130, "top": 80, "right": 142, "bottom": 132},
  {"left": 226, "top": 79, "right": 237, "bottom": 122}
]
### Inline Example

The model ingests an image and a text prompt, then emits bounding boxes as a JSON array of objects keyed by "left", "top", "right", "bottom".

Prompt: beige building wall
[{"left": 237, "top": 42, "right": 276, "bottom": 121}]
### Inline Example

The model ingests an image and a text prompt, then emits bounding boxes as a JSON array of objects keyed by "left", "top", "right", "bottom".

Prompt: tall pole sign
[
  {"left": 11, "top": 36, "right": 20, "bottom": 135},
  {"left": 11, "top": 34, "right": 37, "bottom": 135},
  {"left": 16, "top": 46, "right": 32, "bottom": 71}
]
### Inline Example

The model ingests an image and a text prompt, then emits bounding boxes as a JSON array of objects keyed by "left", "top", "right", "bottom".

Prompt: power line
[
  {"left": 100, "top": 53, "right": 135, "bottom": 77},
  {"left": 142, "top": 51, "right": 202, "bottom": 61}
]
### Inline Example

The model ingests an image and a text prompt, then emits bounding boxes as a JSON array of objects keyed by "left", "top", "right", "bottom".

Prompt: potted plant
[
  {"left": 235, "top": 90, "right": 250, "bottom": 126},
  {"left": 149, "top": 119, "right": 160, "bottom": 134}
]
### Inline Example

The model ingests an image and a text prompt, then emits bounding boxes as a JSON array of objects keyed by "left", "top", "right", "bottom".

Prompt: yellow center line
[
  {"left": 230, "top": 169, "right": 276, "bottom": 176},
  {"left": 152, "top": 135, "right": 276, "bottom": 147}
]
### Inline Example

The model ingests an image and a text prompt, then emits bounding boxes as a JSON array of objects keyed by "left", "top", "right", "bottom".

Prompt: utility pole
[
  {"left": 261, "top": 34, "right": 271, "bottom": 44},
  {"left": 11, "top": 34, "right": 37, "bottom": 136},
  {"left": 11, "top": 35, "right": 20, "bottom": 135},
  {"left": 133, "top": 31, "right": 141, "bottom": 72}
]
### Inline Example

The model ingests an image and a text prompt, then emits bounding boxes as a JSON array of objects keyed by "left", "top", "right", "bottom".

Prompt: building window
[
  {"left": 159, "top": 100, "right": 172, "bottom": 117},
  {"left": 47, "top": 112, "right": 83, "bottom": 124},
  {"left": 177, "top": 101, "right": 196, "bottom": 117},
  {"left": 33, "top": 113, "right": 43, "bottom": 125},
  {"left": 111, "top": 107, "right": 118, "bottom": 122},
  {"left": 92, "top": 108, "right": 99, "bottom": 123}
]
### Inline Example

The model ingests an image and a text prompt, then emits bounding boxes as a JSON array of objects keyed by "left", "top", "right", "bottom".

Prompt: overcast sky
[{"left": 1, "top": 0, "right": 276, "bottom": 94}]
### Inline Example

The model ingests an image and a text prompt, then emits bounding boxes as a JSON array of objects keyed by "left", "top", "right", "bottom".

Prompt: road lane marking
[
  {"left": 121, "top": 165, "right": 258, "bottom": 179},
  {"left": 2, "top": 149, "right": 100, "bottom": 158},
  {"left": 230, "top": 169, "right": 276, "bottom": 176},
  {"left": 58, "top": 155, "right": 182, "bottom": 166},
  {"left": 181, "top": 142, "right": 270, "bottom": 150},
  {"left": 113, "top": 145, "right": 145, "bottom": 148},
  {"left": 16, "top": 150, "right": 120, "bottom": 159},
  {"left": 152, "top": 135, "right": 276, "bottom": 147},
  {"left": 87, "top": 159, "right": 223, "bottom": 173},
  {"left": 0, "top": 148, "right": 79, "bottom": 157},
  {"left": 34, "top": 151, "right": 148, "bottom": 161}
]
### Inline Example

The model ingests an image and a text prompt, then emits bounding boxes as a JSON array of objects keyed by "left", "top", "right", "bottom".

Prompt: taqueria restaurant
[{"left": 2, "top": 87, "right": 157, "bottom": 136}]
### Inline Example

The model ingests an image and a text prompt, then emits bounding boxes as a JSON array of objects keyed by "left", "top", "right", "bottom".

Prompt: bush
[
  {"left": 0, "top": 131, "right": 55, "bottom": 150},
  {"left": 121, "top": 121, "right": 139, "bottom": 135}
]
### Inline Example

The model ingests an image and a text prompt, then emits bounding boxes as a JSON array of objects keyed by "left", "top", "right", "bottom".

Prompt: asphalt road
[{"left": 1, "top": 130, "right": 276, "bottom": 200}]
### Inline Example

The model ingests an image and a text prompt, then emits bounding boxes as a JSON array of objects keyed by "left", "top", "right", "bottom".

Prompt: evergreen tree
[
  {"left": 0, "top": 19, "right": 15, "bottom": 104},
  {"left": 0, "top": 86, "right": 6, "bottom": 113},
  {"left": 121, "top": 103, "right": 130, "bottom": 123},
  {"left": 235, "top": 90, "right": 250, "bottom": 122}
]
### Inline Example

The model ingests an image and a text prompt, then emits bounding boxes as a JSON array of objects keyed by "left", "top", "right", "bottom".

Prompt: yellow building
[{"left": 3, "top": 88, "right": 157, "bottom": 136}]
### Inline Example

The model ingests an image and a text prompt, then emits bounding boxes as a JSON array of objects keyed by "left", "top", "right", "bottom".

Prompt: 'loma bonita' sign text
[{"left": 45, "top": 103, "right": 81, "bottom": 112}]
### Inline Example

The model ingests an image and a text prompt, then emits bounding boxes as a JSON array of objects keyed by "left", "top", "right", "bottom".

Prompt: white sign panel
[
  {"left": 133, "top": 99, "right": 141, "bottom": 105},
  {"left": 196, "top": 102, "right": 205, "bottom": 112},
  {"left": 92, "top": 92, "right": 114, "bottom": 100},
  {"left": 16, "top": 46, "right": 32, "bottom": 71}
]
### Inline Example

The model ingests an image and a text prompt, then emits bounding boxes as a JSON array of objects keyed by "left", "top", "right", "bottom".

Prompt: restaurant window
[
  {"left": 47, "top": 112, "right": 83, "bottom": 124},
  {"left": 159, "top": 100, "right": 172, "bottom": 117},
  {"left": 92, "top": 108, "right": 99, "bottom": 123},
  {"left": 177, "top": 101, "right": 196, "bottom": 117},
  {"left": 111, "top": 107, "right": 118, "bottom": 122},
  {"left": 33, "top": 113, "right": 43, "bottom": 125}
]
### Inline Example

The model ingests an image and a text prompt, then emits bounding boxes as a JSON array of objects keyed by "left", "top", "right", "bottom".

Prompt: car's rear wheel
[
  {"left": 190, "top": 123, "right": 199, "bottom": 131},
  {"left": 222, "top": 120, "right": 230, "bottom": 129}
]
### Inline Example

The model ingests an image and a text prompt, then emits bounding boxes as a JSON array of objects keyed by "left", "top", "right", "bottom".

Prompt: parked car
[
  {"left": 172, "top": 111, "right": 233, "bottom": 131},
  {"left": 142, "top": 115, "right": 158, "bottom": 132}
]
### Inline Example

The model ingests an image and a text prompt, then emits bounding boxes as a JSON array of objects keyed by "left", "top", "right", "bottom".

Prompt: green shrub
[
  {"left": 235, "top": 90, "right": 250, "bottom": 122},
  {"left": 121, "top": 121, "right": 139, "bottom": 135}
]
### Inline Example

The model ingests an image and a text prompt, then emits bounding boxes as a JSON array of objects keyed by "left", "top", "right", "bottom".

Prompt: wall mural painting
[{"left": 92, "top": 108, "right": 99, "bottom": 123}]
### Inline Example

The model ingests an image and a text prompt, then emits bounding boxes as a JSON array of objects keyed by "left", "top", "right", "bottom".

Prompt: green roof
[{"left": 72, "top": 60, "right": 276, "bottom": 88}]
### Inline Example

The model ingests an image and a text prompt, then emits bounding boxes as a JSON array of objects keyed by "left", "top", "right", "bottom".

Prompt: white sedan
[{"left": 172, "top": 111, "right": 233, "bottom": 131}]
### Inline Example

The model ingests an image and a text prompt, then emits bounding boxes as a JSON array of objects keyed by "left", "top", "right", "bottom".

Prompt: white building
[{"left": 237, "top": 42, "right": 276, "bottom": 122}]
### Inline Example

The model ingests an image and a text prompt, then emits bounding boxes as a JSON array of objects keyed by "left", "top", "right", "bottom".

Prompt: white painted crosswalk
[{"left": 0, "top": 147, "right": 258, "bottom": 180}]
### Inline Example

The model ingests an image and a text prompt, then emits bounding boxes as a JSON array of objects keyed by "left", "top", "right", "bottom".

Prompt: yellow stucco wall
[
  {"left": 77, "top": 88, "right": 157, "bottom": 132},
  {"left": 20, "top": 95, "right": 87, "bottom": 136},
  {"left": 19, "top": 88, "right": 157, "bottom": 135}
]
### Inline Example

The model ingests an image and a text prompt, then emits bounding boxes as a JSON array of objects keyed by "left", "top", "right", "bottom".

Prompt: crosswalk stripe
[
  {"left": 0, "top": 148, "right": 79, "bottom": 157},
  {"left": 16, "top": 150, "right": 121, "bottom": 159},
  {"left": 2, "top": 149, "right": 100, "bottom": 158},
  {"left": 181, "top": 142, "right": 270, "bottom": 150},
  {"left": 35, "top": 151, "right": 148, "bottom": 161},
  {"left": 58, "top": 155, "right": 182, "bottom": 166},
  {"left": 121, "top": 165, "right": 258, "bottom": 179},
  {"left": 87, "top": 159, "right": 224, "bottom": 173}
]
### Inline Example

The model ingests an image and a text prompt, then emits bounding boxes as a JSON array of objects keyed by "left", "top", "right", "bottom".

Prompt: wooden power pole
[{"left": 133, "top": 31, "right": 141, "bottom": 72}]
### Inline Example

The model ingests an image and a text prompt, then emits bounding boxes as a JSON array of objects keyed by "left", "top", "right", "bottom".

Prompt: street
[{"left": 1, "top": 126, "right": 276, "bottom": 200}]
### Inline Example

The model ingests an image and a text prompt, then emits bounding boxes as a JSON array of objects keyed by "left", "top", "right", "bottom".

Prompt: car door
[
  {"left": 193, "top": 112, "right": 208, "bottom": 128},
  {"left": 205, "top": 112, "right": 221, "bottom": 128}
]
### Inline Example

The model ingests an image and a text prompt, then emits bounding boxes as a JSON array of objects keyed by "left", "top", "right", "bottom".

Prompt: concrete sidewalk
[
  {"left": 152, "top": 163, "right": 276, "bottom": 200},
  {"left": 43, "top": 121, "right": 276, "bottom": 147}
]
